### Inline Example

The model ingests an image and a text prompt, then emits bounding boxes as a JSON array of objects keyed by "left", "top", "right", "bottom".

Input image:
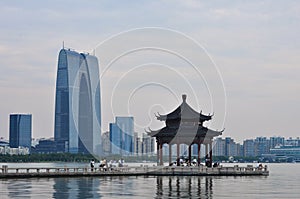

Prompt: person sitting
[
  {"left": 192, "top": 158, "right": 197, "bottom": 166},
  {"left": 213, "top": 162, "right": 219, "bottom": 168},
  {"left": 99, "top": 159, "right": 106, "bottom": 170},
  {"left": 118, "top": 159, "right": 123, "bottom": 167},
  {"left": 179, "top": 158, "right": 184, "bottom": 166}
]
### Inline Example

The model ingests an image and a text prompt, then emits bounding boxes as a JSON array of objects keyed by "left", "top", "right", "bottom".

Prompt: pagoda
[{"left": 146, "top": 94, "right": 223, "bottom": 167}]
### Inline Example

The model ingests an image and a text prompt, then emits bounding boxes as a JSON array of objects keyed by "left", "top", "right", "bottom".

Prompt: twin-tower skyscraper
[{"left": 54, "top": 48, "right": 101, "bottom": 155}]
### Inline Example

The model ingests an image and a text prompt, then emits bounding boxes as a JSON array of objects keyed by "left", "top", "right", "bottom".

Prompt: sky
[{"left": 0, "top": 0, "right": 299, "bottom": 143}]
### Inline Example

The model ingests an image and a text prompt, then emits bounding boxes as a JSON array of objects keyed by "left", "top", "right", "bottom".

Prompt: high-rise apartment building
[
  {"left": 285, "top": 137, "right": 300, "bottom": 146},
  {"left": 141, "top": 133, "right": 155, "bottom": 155},
  {"left": 212, "top": 137, "right": 241, "bottom": 157},
  {"left": 54, "top": 48, "right": 101, "bottom": 155},
  {"left": 9, "top": 114, "right": 32, "bottom": 150},
  {"left": 213, "top": 137, "right": 225, "bottom": 156},
  {"left": 133, "top": 132, "right": 142, "bottom": 155},
  {"left": 255, "top": 137, "right": 270, "bottom": 156},
  {"left": 270, "top": 136, "right": 285, "bottom": 149},
  {"left": 243, "top": 139, "right": 255, "bottom": 157}
]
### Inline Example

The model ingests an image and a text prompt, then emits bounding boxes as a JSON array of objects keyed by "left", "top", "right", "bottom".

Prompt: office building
[
  {"left": 101, "top": 131, "right": 111, "bottom": 155},
  {"left": 109, "top": 117, "right": 134, "bottom": 155},
  {"left": 109, "top": 122, "right": 122, "bottom": 155},
  {"left": 34, "top": 138, "right": 57, "bottom": 154},
  {"left": 9, "top": 114, "right": 32, "bottom": 150},
  {"left": 116, "top": 117, "right": 134, "bottom": 155},
  {"left": 54, "top": 48, "right": 101, "bottom": 155},
  {"left": 270, "top": 145, "right": 300, "bottom": 161}
]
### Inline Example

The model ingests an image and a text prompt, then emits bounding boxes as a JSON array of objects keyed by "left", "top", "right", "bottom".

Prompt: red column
[
  {"left": 205, "top": 143, "right": 209, "bottom": 167},
  {"left": 197, "top": 143, "right": 201, "bottom": 166},
  {"left": 209, "top": 141, "right": 213, "bottom": 167},
  {"left": 159, "top": 142, "right": 163, "bottom": 166},
  {"left": 157, "top": 141, "right": 160, "bottom": 166},
  {"left": 177, "top": 143, "right": 180, "bottom": 166},
  {"left": 188, "top": 145, "right": 192, "bottom": 166},
  {"left": 205, "top": 143, "right": 208, "bottom": 157},
  {"left": 169, "top": 144, "right": 172, "bottom": 166}
]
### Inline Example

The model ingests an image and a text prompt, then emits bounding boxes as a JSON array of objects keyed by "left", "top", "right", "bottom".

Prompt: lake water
[{"left": 0, "top": 163, "right": 299, "bottom": 198}]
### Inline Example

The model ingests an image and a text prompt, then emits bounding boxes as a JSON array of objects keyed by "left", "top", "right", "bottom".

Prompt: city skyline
[
  {"left": 1, "top": 128, "right": 299, "bottom": 145},
  {"left": 2, "top": 117, "right": 300, "bottom": 159},
  {"left": 0, "top": 1, "right": 300, "bottom": 143}
]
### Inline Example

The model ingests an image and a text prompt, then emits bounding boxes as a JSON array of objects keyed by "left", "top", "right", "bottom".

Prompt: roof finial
[{"left": 182, "top": 94, "right": 187, "bottom": 102}]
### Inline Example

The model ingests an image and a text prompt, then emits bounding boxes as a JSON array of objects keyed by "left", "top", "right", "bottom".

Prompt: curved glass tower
[{"left": 54, "top": 48, "right": 101, "bottom": 155}]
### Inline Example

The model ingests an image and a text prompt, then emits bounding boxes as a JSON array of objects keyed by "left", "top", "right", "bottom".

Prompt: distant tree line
[
  {"left": 0, "top": 153, "right": 158, "bottom": 163},
  {"left": 0, "top": 153, "right": 95, "bottom": 163},
  {"left": 0, "top": 154, "right": 278, "bottom": 163}
]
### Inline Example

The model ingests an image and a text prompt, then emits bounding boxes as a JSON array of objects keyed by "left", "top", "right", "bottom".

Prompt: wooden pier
[{"left": 0, "top": 165, "right": 269, "bottom": 178}]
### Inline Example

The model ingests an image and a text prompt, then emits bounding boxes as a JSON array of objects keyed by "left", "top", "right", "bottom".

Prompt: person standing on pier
[{"left": 90, "top": 159, "right": 95, "bottom": 171}]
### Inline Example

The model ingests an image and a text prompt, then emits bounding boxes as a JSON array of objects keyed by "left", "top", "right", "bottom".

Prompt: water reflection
[
  {"left": 53, "top": 177, "right": 101, "bottom": 199},
  {"left": 0, "top": 164, "right": 299, "bottom": 198},
  {"left": 155, "top": 176, "right": 213, "bottom": 198},
  {"left": 50, "top": 176, "right": 213, "bottom": 198},
  {"left": 6, "top": 179, "right": 32, "bottom": 198}
]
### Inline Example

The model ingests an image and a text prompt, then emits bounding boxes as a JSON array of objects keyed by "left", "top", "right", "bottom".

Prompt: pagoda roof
[
  {"left": 146, "top": 125, "right": 223, "bottom": 140},
  {"left": 155, "top": 94, "right": 212, "bottom": 121}
]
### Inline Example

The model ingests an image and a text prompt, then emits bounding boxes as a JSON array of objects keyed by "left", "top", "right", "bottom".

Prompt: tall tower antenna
[{"left": 62, "top": 41, "right": 65, "bottom": 49}]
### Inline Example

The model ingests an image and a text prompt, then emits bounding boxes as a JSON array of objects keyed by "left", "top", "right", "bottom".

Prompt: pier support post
[
  {"left": 205, "top": 143, "right": 212, "bottom": 167},
  {"left": 197, "top": 143, "right": 201, "bottom": 166},
  {"left": 188, "top": 145, "right": 192, "bottom": 166},
  {"left": 159, "top": 142, "right": 163, "bottom": 166},
  {"left": 157, "top": 141, "right": 160, "bottom": 166},
  {"left": 169, "top": 144, "right": 172, "bottom": 166},
  {"left": 2, "top": 165, "right": 8, "bottom": 174},
  {"left": 209, "top": 141, "right": 213, "bottom": 168},
  {"left": 177, "top": 143, "right": 180, "bottom": 166}
]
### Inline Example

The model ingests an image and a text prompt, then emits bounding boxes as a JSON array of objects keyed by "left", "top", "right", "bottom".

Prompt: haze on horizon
[{"left": 0, "top": 0, "right": 299, "bottom": 143}]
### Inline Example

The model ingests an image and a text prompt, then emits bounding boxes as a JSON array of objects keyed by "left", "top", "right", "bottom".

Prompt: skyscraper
[
  {"left": 109, "top": 122, "right": 122, "bottom": 155},
  {"left": 54, "top": 48, "right": 101, "bottom": 155},
  {"left": 243, "top": 139, "right": 255, "bottom": 157},
  {"left": 270, "top": 136, "right": 285, "bottom": 149},
  {"left": 116, "top": 117, "right": 134, "bottom": 155},
  {"left": 109, "top": 116, "right": 134, "bottom": 155},
  {"left": 141, "top": 133, "right": 155, "bottom": 155},
  {"left": 213, "top": 137, "right": 225, "bottom": 156},
  {"left": 255, "top": 136, "right": 270, "bottom": 156},
  {"left": 9, "top": 114, "right": 32, "bottom": 150}
]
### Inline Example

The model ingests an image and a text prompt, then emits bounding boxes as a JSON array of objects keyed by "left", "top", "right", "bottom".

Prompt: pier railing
[{"left": 0, "top": 164, "right": 269, "bottom": 178}]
